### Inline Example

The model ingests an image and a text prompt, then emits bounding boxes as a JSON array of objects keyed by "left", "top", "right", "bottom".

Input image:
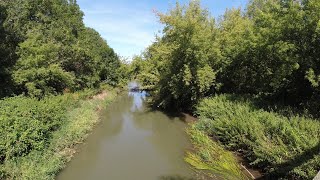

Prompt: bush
[
  {"left": 0, "top": 95, "right": 78, "bottom": 163},
  {"left": 195, "top": 94, "right": 320, "bottom": 179},
  {"left": 0, "top": 88, "right": 116, "bottom": 179}
]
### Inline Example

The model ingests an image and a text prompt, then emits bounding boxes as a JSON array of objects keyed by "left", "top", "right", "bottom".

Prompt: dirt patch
[
  {"left": 92, "top": 90, "right": 108, "bottom": 100},
  {"left": 234, "top": 152, "right": 264, "bottom": 179},
  {"left": 58, "top": 147, "right": 77, "bottom": 161},
  {"left": 181, "top": 113, "right": 198, "bottom": 123}
]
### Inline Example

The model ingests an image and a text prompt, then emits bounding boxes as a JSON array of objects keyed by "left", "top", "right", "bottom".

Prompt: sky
[{"left": 77, "top": 0, "right": 248, "bottom": 60}]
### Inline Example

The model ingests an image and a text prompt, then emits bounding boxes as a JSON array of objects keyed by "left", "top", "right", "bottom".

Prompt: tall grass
[
  {"left": 0, "top": 88, "right": 117, "bottom": 179},
  {"left": 194, "top": 94, "right": 320, "bottom": 179},
  {"left": 185, "top": 125, "right": 248, "bottom": 180}
]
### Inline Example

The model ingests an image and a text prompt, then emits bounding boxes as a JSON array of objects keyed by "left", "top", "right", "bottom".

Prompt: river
[{"left": 57, "top": 89, "right": 195, "bottom": 180}]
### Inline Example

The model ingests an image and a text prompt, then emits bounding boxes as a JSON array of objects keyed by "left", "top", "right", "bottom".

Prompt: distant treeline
[
  {"left": 131, "top": 0, "right": 320, "bottom": 117},
  {"left": 0, "top": 0, "right": 121, "bottom": 98}
]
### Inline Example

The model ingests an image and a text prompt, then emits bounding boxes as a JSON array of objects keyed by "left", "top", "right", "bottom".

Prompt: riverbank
[
  {"left": 0, "top": 87, "right": 118, "bottom": 179},
  {"left": 146, "top": 97, "right": 251, "bottom": 179},
  {"left": 57, "top": 89, "right": 195, "bottom": 180},
  {"left": 185, "top": 125, "right": 249, "bottom": 180},
  {"left": 192, "top": 94, "right": 320, "bottom": 179}
]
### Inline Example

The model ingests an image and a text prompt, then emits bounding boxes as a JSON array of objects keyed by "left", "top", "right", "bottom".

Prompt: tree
[
  {"left": 216, "top": 8, "right": 255, "bottom": 93},
  {"left": 0, "top": 0, "right": 121, "bottom": 97},
  {"left": 0, "top": 1, "right": 19, "bottom": 97},
  {"left": 13, "top": 30, "right": 75, "bottom": 97},
  {"left": 150, "top": 0, "right": 220, "bottom": 110}
]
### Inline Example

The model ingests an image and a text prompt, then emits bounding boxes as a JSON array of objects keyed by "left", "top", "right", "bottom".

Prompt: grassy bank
[
  {"left": 192, "top": 94, "right": 320, "bottom": 179},
  {"left": 0, "top": 87, "right": 117, "bottom": 179},
  {"left": 185, "top": 125, "right": 248, "bottom": 180}
]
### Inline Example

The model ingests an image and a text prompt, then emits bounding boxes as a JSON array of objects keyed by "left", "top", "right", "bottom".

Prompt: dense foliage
[
  {"left": 0, "top": 0, "right": 123, "bottom": 179},
  {"left": 0, "top": 0, "right": 120, "bottom": 97},
  {"left": 0, "top": 88, "right": 116, "bottom": 179},
  {"left": 195, "top": 95, "right": 320, "bottom": 179},
  {"left": 132, "top": 0, "right": 320, "bottom": 116},
  {"left": 1, "top": 0, "right": 319, "bottom": 179},
  {"left": 130, "top": 0, "right": 320, "bottom": 179},
  {"left": 0, "top": 94, "right": 76, "bottom": 178}
]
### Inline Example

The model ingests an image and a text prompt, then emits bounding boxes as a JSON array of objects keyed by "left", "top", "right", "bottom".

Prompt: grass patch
[
  {"left": 0, "top": 88, "right": 117, "bottom": 179},
  {"left": 185, "top": 125, "right": 248, "bottom": 179},
  {"left": 194, "top": 94, "right": 320, "bottom": 179}
]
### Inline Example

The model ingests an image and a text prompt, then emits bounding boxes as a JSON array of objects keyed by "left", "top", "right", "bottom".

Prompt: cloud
[
  {"left": 77, "top": 0, "right": 249, "bottom": 59},
  {"left": 78, "top": 0, "right": 162, "bottom": 59}
]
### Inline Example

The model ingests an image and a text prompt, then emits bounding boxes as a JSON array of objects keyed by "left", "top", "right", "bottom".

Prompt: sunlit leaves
[
  {"left": 150, "top": 0, "right": 220, "bottom": 109},
  {"left": 0, "top": 0, "right": 120, "bottom": 97}
]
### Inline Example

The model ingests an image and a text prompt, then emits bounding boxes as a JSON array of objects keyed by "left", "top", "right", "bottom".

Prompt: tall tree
[
  {"left": 151, "top": 1, "right": 220, "bottom": 110},
  {"left": 0, "top": 1, "right": 19, "bottom": 97},
  {"left": 0, "top": 0, "right": 121, "bottom": 97}
]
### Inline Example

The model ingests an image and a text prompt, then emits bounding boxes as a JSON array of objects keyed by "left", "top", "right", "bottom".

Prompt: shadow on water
[
  {"left": 144, "top": 104, "right": 198, "bottom": 124},
  {"left": 127, "top": 84, "right": 191, "bottom": 123},
  {"left": 144, "top": 108, "right": 188, "bottom": 121}
]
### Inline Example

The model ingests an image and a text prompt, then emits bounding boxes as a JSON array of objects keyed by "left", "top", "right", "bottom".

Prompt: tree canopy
[
  {"left": 132, "top": 0, "right": 320, "bottom": 116},
  {"left": 0, "top": 0, "right": 120, "bottom": 97},
  {"left": 128, "top": 1, "right": 320, "bottom": 178}
]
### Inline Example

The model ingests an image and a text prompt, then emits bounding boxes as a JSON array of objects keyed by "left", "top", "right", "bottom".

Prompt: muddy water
[{"left": 57, "top": 91, "right": 194, "bottom": 180}]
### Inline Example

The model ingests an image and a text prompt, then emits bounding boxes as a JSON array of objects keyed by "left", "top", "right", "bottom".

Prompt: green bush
[
  {"left": 0, "top": 95, "right": 77, "bottom": 164},
  {"left": 0, "top": 88, "right": 117, "bottom": 179},
  {"left": 195, "top": 94, "right": 320, "bottom": 179}
]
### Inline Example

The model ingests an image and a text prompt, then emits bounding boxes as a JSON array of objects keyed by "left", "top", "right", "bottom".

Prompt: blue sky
[{"left": 77, "top": 0, "right": 248, "bottom": 59}]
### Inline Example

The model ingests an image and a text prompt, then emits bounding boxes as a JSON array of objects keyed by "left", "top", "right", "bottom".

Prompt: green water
[{"left": 57, "top": 91, "right": 194, "bottom": 180}]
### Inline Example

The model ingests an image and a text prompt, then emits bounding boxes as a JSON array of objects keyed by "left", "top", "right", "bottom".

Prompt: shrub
[
  {"left": 0, "top": 94, "right": 76, "bottom": 165},
  {"left": 195, "top": 94, "right": 320, "bottom": 179}
]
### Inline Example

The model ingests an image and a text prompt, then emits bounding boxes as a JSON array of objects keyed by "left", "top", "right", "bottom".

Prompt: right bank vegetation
[{"left": 129, "top": 0, "right": 320, "bottom": 179}]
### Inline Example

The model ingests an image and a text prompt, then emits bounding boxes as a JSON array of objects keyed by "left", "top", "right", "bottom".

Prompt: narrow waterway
[{"left": 57, "top": 90, "right": 194, "bottom": 180}]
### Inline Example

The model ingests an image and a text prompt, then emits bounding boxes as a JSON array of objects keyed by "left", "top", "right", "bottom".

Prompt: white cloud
[
  {"left": 77, "top": 0, "right": 249, "bottom": 59},
  {"left": 78, "top": 1, "right": 162, "bottom": 59}
]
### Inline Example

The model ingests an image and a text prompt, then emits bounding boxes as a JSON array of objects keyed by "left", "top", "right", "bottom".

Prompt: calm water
[{"left": 57, "top": 90, "right": 194, "bottom": 180}]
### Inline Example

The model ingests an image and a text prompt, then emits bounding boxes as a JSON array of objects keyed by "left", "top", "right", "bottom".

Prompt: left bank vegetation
[{"left": 0, "top": 1, "right": 128, "bottom": 179}]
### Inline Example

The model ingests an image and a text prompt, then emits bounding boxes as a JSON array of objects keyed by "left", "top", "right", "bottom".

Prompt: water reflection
[
  {"left": 57, "top": 89, "right": 194, "bottom": 180},
  {"left": 128, "top": 91, "right": 147, "bottom": 112},
  {"left": 128, "top": 81, "right": 140, "bottom": 90}
]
